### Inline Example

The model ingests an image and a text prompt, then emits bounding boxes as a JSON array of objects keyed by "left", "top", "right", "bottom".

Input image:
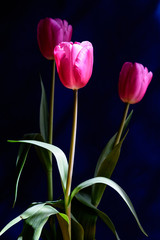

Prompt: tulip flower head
[
  {"left": 118, "top": 62, "right": 153, "bottom": 104},
  {"left": 54, "top": 41, "right": 93, "bottom": 89},
  {"left": 37, "top": 18, "right": 72, "bottom": 60}
]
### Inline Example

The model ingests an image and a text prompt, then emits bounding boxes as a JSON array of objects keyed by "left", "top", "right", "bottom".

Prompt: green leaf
[
  {"left": 72, "top": 193, "right": 97, "bottom": 240},
  {"left": 9, "top": 140, "right": 68, "bottom": 193},
  {"left": 0, "top": 203, "right": 45, "bottom": 236},
  {"left": 13, "top": 141, "right": 31, "bottom": 208},
  {"left": 57, "top": 213, "right": 70, "bottom": 240},
  {"left": 47, "top": 200, "right": 84, "bottom": 239},
  {"left": 0, "top": 202, "right": 69, "bottom": 240},
  {"left": 74, "top": 192, "right": 120, "bottom": 240},
  {"left": 17, "top": 205, "right": 59, "bottom": 240},
  {"left": 32, "top": 134, "right": 51, "bottom": 172},
  {"left": 92, "top": 110, "right": 133, "bottom": 206},
  {"left": 11, "top": 133, "right": 51, "bottom": 207},
  {"left": 70, "top": 177, "right": 148, "bottom": 237},
  {"left": 94, "top": 110, "right": 133, "bottom": 178},
  {"left": 92, "top": 135, "right": 127, "bottom": 206},
  {"left": 0, "top": 216, "right": 22, "bottom": 236},
  {"left": 94, "top": 134, "right": 117, "bottom": 178},
  {"left": 71, "top": 215, "right": 84, "bottom": 240},
  {"left": 122, "top": 109, "right": 133, "bottom": 134},
  {"left": 40, "top": 76, "right": 49, "bottom": 142}
]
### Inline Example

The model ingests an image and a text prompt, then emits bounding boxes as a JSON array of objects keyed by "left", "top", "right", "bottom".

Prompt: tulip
[
  {"left": 54, "top": 41, "right": 93, "bottom": 89},
  {"left": 37, "top": 18, "right": 72, "bottom": 60},
  {"left": 118, "top": 62, "right": 153, "bottom": 104}
]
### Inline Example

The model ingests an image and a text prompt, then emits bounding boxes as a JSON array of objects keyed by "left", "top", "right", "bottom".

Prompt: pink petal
[
  {"left": 73, "top": 44, "right": 93, "bottom": 89},
  {"left": 54, "top": 42, "right": 74, "bottom": 88},
  {"left": 126, "top": 63, "right": 144, "bottom": 102},
  {"left": 133, "top": 69, "right": 153, "bottom": 103},
  {"left": 71, "top": 44, "right": 83, "bottom": 66},
  {"left": 118, "top": 62, "right": 133, "bottom": 102}
]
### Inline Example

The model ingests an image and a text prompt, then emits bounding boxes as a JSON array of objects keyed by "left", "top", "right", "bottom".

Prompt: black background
[{"left": 0, "top": 0, "right": 160, "bottom": 239}]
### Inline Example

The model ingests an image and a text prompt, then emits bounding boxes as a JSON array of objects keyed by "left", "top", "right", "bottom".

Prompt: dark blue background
[{"left": 0, "top": 0, "right": 160, "bottom": 239}]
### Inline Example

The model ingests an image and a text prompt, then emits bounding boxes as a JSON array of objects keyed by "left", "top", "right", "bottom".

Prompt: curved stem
[
  {"left": 65, "top": 89, "right": 78, "bottom": 239},
  {"left": 114, "top": 102, "right": 130, "bottom": 146}
]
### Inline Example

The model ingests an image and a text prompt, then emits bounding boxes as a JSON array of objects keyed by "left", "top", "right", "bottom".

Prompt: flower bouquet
[{"left": 0, "top": 17, "right": 152, "bottom": 240}]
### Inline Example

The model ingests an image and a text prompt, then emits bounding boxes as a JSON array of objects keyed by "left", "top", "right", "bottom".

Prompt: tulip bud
[
  {"left": 37, "top": 18, "right": 72, "bottom": 60},
  {"left": 118, "top": 62, "right": 153, "bottom": 104},
  {"left": 54, "top": 41, "right": 93, "bottom": 89}
]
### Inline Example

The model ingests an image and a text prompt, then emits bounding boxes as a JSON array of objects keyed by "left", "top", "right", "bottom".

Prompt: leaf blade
[
  {"left": 9, "top": 140, "right": 68, "bottom": 193},
  {"left": 40, "top": 76, "right": 49, "bottom": 142},
  {"left": 10, "top": 133, "right": 51, "bottom": 207},
  {"left": 0, "top": 203, "right": 45, "bottom": 236},
  {"left": 92, "top": 110, "right": 133, "bottom": 206},
  {"left": 70, "top": 177, "right": 148, "bottom": 237},
  {"left": 75, "top": 192, "right": 120, "bottom": 240}
]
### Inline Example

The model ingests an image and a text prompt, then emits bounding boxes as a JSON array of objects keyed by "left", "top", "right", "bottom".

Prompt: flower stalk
[
  {"left": 65, "top": 89, "right": 78, "bottom": 239},
  {"left": 47, "top": 60, "right": 55, "bottom": 201},
  {"left": 49, "top": 60, "right": 55, "bottom": 146},
  {"left": 114, "top": 102, "right": 130, "bottom": 146}
]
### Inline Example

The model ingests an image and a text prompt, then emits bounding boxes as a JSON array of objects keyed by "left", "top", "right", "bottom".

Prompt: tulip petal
[
  {"left": 73, "top": 44, "right": 93, "bottom": 89},
  {"left": 118, "top": 62, "right": 153, "bottom": 104},
  {"left": 54, "top": 42, "right": 74, "bottom": 88},
  {"left": 119, "top": 62, "right": 133, "bottom": 102},
  {"left": 71, "top": 44, "right": 83, "bottom": 66},
  {"left": 54, "top": 41, "right": 93, "bottom": 89},
  {"left": 37, "top": 18, "right": 62, "bottom": 60},
  {"left": 37, "top": 18, "right": 72, "bottom": 60},
  {"left": 134, "top": 69, "right": 153, "bottom": 103},
  {"left": 127, "top": 63, "right": 144, "bottom": 103}
]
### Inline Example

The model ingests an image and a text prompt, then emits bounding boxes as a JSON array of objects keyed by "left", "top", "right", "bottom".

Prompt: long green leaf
[
  {"left": 75, "top": 192, "right": 120, "bottom": 240},
  {"left": 19, "top": 206, "right": 69, "bottom": 240},
  {"left": 57, "top": 213, "right": 70, "bottom": 240},
  {"left": 71, "top": 214, "right": 84, "bottom": 240},
  {"left": 48, "top": 200, "right": 84, "bottom": 239},
  {"left": 94, "top": 110, "right": 133, "bottom": 178},
  {"left": 0, "top": 202, "right": 69, "bottom": 240},
  {"left": 18, "top": 205, "right": 58, "bottom": 240},
  {"left": 70, "top": 177, "right": 147, "bottom": 237},
  {"left": 13, "top": 140, "right": 31, "bottom": 207},
  {"left": 72, "top": 194, "right": 97, "bottom": 240},
  {"left": 92, "top": 110, "right": 133, "bottom": 206},
  {"left": 40, "top": 76, "right": 49, "bottom": 142},
  {"left": 0, "top": 203, "right": 45, "bottom": 236},
  {"left": 92, "top": 135, "right": 127, "bottom": 206},
  {"left": 11, "top": 133, "right": 51, "bottom": 207},
  {"left": 32, "top": 134, "right": 51, "bottom": 172},
  {"left": 9, "top": 140, "right": 68, "bottom": 193},
  {"left": 94, "top": 134, "right": 117, "bottom": 178}
]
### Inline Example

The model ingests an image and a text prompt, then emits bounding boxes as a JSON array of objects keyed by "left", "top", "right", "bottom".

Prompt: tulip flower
[
  {"left": 118, "top": 62, "right": 153, "bottom": 104},
  {"left": 37, "top": 18, "right": 72, "bottom": 60},
  {"left": 54, "top": 41, "right": 93, "bottom": 89}
]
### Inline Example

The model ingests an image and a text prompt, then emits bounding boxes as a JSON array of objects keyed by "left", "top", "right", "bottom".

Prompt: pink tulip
[
  {"left": 54, "top": 41, "right": 93, "bottom": 89},
  {"left": 37, "top": 18, "right": 72, "bottom": 60},
  {"left": 118, "top": 62, "right": 153, "bottom": 104}
]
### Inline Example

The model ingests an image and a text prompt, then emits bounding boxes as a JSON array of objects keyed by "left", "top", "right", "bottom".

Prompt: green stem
[
  {"left": 65, "top": 89, "right": 78, "bottom": 239},
  {"left": 47, "top": 60, "right": 55, "bottom": 201},
  {"left": 47, "top": 170, "right": 53, "bottom": 201},
  {"left": 114, "top": 102, "right": 130, "bottom": 146},
  {"left": 47, "top": 60, "right": 56, "bottom": 239},
  {"left": 49, "top": 60, "right": 55, "bottom": 145}
]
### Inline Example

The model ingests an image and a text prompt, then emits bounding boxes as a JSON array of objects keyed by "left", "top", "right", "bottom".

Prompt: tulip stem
[
  {"left": 114, "top": 102, "right": 130, "bottom": 146},
  {"left": 65, "top": 89, "right": 78, "bottom": 239},
  {"left": 47, "top": 60, "right": 56, "bottom": 239},
  {"left": 47, "top": 60, "right": 55, "bottom": 201},
  {"left": 48, "top": 60, "right": 55, "bottom": 146}
]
